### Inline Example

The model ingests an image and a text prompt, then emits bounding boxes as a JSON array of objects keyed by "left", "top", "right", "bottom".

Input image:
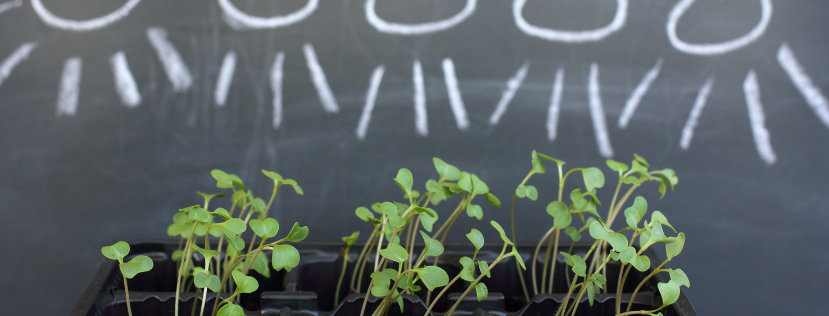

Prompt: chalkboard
[{"left": 1, "top": 1, "right": 827, "bottom": 315}]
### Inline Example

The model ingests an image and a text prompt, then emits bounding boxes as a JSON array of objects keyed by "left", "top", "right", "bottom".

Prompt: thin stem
[
  {"left": 548, "top": 229, "right": 560, "bottom": 294},
  {"left": 532, "top": 226, "right": 556, "bottom": 295},
  {"left": 334, "top": 245, "right": 352, "bottom": 308},
  {"left": 511, "top": 172, "right": 533, "bottom": 303},
  {"left": 123, "top": 275, "right": 133, "bottom": 316},
  {"left": 541, "top": 228, "right": 556, "bottom": 293},
  {"left": 626, "top": 263, "right": 668, "bottom": 312},
  {"left": 356, "top": 231, "right": 379, "bottom": 292},
  {"left": 211, "top": 257, "right": 244, "bottom": 316},
  {"left": 176, "top": 223, "right": 199, "bottom": 316},
  {"left": 358, "top": 279, "right": 374, "bottom": 316},
  {"left": 351, "top": 228, "right": 377, "bottom": 291},
  {"left": 565, "top": 283, "right": 588, "bottom": 316},
  {"left": 424, "top": 273, "right": 462, "bottom": 316},
  {"left": 444, "top": 243, "right": 508, "bottom": 316}
]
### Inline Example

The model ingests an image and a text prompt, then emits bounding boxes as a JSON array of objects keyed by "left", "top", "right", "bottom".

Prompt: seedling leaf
[
  {"left": 470, "top": 174, "right": 489, "bottom": 195},
  {"left": 211, "top": 169, "right": 232, "bottom": 188},
  {"left": 261, "top": 170, "right": 283, "bottom": 183},
  {"left": 466, "top": 229, "right": 484, "bottom": 251},
  {"left": 531, "top": 150, "right": 546, "bottom": 174},
  {"left": 217, "top": 304, "right": 244, "bottom": 316},
  {"left": 546, "top": 201, "right": 571, "bottom": 229},
  {"left": 458, "top": 172, "right": 473, "bottom": 192},
  {"left": 231, "top": 270, "right": 259, "bottom": 293},
  {"left": 509, "top": 246, "right": 526, "bottom": 270},
  {"left": 380, "top": 202, "right": 398, "bottom": 216},
  {"left": 620, "top": 246, "right": 636, "bottom": 265},
  {"left": 420, "top": 211, "right": 438, "bottom": 232},
  {"left": 120, "top": 255, "right": 153, "bottom": 279},
  {"left": 380, "top": 243, "right": 408, "bottom": 263},
  {"left": 342, "top": 231, "right": 360, "bottom": 247},
  {"left": 102, "top": 241, "right": 130, "bottom": 261},
  {"left": 189, "top": 244, "right": 221, "bottom": 260},
  {"left": 490, "top": 221, "right": 513, "bottom": 245},
  {"left": 420, "top": 231, "right": 444, "bottom": 257},
  {"left": 570, "top": 189, "right": 588, "bottom": 210},
  {"left": 285, "top": 222, "right": 309, "bottom": 242},
  {"left": 459, "top": 256, "right": 475, "bottom": 281},
  {"left": 632, "top": 255, "right": 651, "bottom": 272},
  {"left": 370, "top": 271, "right": 391, "bottom": 296},
  {"left": 249, "top": 218, "right": 279, "bottom": 239},
  {"left": 418, "top": 266, "right": 449, "bottom": 291},
  {"left": 525, "top": 185, "right": 538, "bottom": 201},
  {"left": 666, "top": 233, "right": 686, "bottom": 260},
  {"left": 394, "top": 168, "right": 413, "bottom": 197},
  {"left": 478, "top": 261, "right": 491, "bottom": 278},
  {"left": 516, "top": 185, "right": 527, "bottom": 198},
  {"left": 588, "top": 221, "right": 608, "bottom": 240},
  {"left": 564, "top": 226, "right": 581, "bottom": 242},
  {"left": 485, "top": 193, "right": 501, "bottom": 207},
  {"left": 582, "top": 167, "right": 605, "bottom": 192},
  {"left": 220, "top": 218, "right": 247, "bottom": 236},
  {"left": 475, "top": 283, "right": 489, "bottom": 301},
  {"left": 466, "top": 204, "right": 483, "bottom": 220},
  {"left": 606, "top": 159, "right": 629, "bottom": 173},
  {"left": 433, "top": 158, "right": 461, "bottom": 181},
  {"left": 669, "top": 269, "right": 690, "bottom": 288},
  {"left": 272, "top": 244, "right": 300, "bottom": 272},
  {"left": 651, "top": 211, "right": 676, "bottom": 233},
  {"left": 193, "top": 207, "right": 211, "bottom": 223},
  {"left": 657, "top": 281, "right": 681, "bottom": 308}
]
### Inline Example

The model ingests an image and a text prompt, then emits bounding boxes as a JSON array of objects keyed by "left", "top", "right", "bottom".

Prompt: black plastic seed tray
[{"left": 72, "top": 240, "right": 695, "bottom": 316}]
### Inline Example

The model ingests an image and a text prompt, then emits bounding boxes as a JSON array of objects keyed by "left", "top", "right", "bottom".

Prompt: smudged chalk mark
[
  {"left": 303, "top": 43, "right": 339, "bottom": 113},
  {"left": 547, "top": 67, "right": 564, "bottom": 141},
  {"left": 146, "top": 27, "right": 193, "bottom": 92},
  {"left": 365, "top": 0, "right": 477, "bottom": 35},
  {"left": 588, "top": 63, "right": 613, "bottom": 158},
  {"left": 489, "top": 61, "right": 529, "bottom": 125},
  {"left": 214, "top": 51, "right": 237, "bottom": 106},
  {"left": 743, "top": 70, "right": 777, "bottom": 165},
  {"left": 0, "top": 42, "right": 37, "bottom": 89},
  {"left": 413, "top": 59, "right": 428, "bottom": 136},
  {"left": 667, "top": 0, "right": 772, "bottom": 55},
  {"left": 513, "top": 0, "right": 628, "bottom": 42},
  {"left": 110, "top": 51, "right": 141, "bottom": 107},
  {"left": 777, "top": 43, "right": 829, "bottom": 131},
  {"left": 679, "top": 77, "right": 714, "bottom": 150},
  {"left": 271, "top": 52, "right": 285, "bottom": 129},
  {"left": 56, "top": 57, "right": 82, "bottom": 116},
  {"left": 442, "top": 58, "right": 469, "bottom": 130},
  {"left": 619, "top": 57, "right": 663, "bottom": 129},
  {"left": 32, "top": 0, "right": 142, "bottom": 31},
  {"left": 356, "top": 65, "right": 386, "bottom": 141}
]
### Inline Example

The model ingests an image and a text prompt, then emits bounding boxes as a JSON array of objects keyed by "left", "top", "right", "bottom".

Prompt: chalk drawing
[
  {"left": 777, "top": 43, "right": 829, "bottom": 131},
  {"left": 219, "top": 0, "right": 318, "bottom": 30},
  {"left": 271, "top": 52, "right": 285, "bottom": 129},
  {"left": 667, "top": 0, "right": 772, "bottom": 55},
  {"left": 679, "top": 77, "right": 714, "bottom": 150},
  {"left": 146, "top": 27, "right": 193, "bottom": 92},
  {"left": 489, "top": 61, "right": 529, "bottom": 126},
  {"left": 619, "top": 58, "right": 663, "bottom": 129},
  {"left": 356, "top": 65, "right": 386, "bottom": 140},
  {"left": 0, "top": 42, "right": 36, "bottom": 89},
  {"left": 109, "top": 51, "right": 141, "bottom": 107},
  {"left": 214, "top": 51, "right": 237, "bottom": 107},
  {"left": 547, "top": 67, "right": 564, "bottom": 141},
  {"left": 0, "top": 0, "right": 21, "bottom": 15},
  {"left": 303, "top": 43, "right": 339, "bottom": 113},
  {"left": 56, "top": 57, "right": 81, "bottom": 116},
  {"left": 513, "top": 0, "right": 627, "bottom": 42},
  {"left": 743, "top": 70, "right": 776, "bottom": 165},
  {"left": 366, "top": 0, "right": 477, "bottom": 35},
  {"left": 442, "top": 58, "right": 469, "bottom": 130},
  {"left": 588, "top": 63, "right": 613, "bottom": 158},
  {"left": 31, "top": 0, "right": 142, "bottom": 31},
  {"left": 413, "top": 59, "right": 428, "bottom": 136}
]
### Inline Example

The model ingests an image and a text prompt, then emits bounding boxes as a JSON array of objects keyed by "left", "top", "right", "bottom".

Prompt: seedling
[{"left": 101, "top": 241, "right": 153, "bottom": 316}]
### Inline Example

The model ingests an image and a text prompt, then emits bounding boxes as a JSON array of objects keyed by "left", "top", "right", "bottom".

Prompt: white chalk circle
[
  {"left": 365, "top": 0, "right": 477, "bottom": 35},
  {"left": 667, "top": 0, "right": 772, "bottom": 55},
  {"left": 31, "top": 0, "right": 141, "bottom": 31},
  {"left": 218, "top": 0, "right": 318, "bottom": 29},
  {"left": 513, "top": 0, "right": 628, "bottom": 42}
]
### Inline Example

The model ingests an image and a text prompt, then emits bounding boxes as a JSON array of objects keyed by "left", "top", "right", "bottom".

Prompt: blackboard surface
[{"left": 1, "top": 1, "right": 827, "bottom": 315}]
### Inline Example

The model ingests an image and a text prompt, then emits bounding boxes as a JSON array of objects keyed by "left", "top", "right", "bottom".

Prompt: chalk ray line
[
  {"left": 588, "top": 63, "right": 614, "bottom": 158},
  {"left": 744, "top": 70, "right": 777, "bottom": 165},
  {"left": 303, "top": 43, "right": 339, "bottom": 113},
  {"left": 214, "top": 51, "right": 237, "bottom": 106},
  {"left": 513, "top": 0, "right": 627, "bottom": 42},
  {"left": 489, "top": 61, "right": 530, "bottom": 125},
  {"left": 218, "top": 0, "right": 318, "bottom": 29},
  {"left": 0, "top": 42, "right": 37, "bottom": 89},
  {"left": 0, "top": 1, "right": 22, "bottom": 15},
  {"left": 413, "top": 59, "right": 427, "bottom": 136},
  {"left": 110, "top": 51, "right": 141, "bottom": 107},
  {"left": 442, "top": 58, "right": 469, "bottom": 130},
  {"left": 31, "top": 0, "right": 141, "bottom": 31},
  {"left": 547, "top": 67, "right": 564, "bottom": 141},
  {"left": 356, "top": 65, "right": 386, "bottom": 141},
  {"left": 366, "top": 0, "right": 477, "bottom": 35},
  {"left": 619, "top": 57, "right": 663, "bottom": 129},
  {"left": 679, "top": 77, "right": 714, "bottom": 150},
  {"left": 667, "top": 0, "right": 772, "bottom": 55},
  {"left": 777, "top": 43, "right": 829, "bottom": 131},
  {"left": 56, "top": 57, "right": 82, "bottom": 116},
  {"left": 271, "top": 52, "right": 285, "bottom": 129},
  {"left": 146, "top": 27, "right": 193, "bottom": 92}
]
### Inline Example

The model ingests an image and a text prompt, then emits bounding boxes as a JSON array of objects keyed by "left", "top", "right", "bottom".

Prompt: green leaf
[
  {"left": 525, "top": 185, "right": 538, "bottom": 201},
  {"left": 193, "top": 207, "right": 211, "bottom": 223},
  {"left": 224, "top": 235, "right": 245, "bottom": 256},
  {"left": 509, "top": 246, "right": 526, "bottom": 270},
  {"left": 413, "top": 206, "right": 437, "bottom": 217},
  {"left": 281, "top": 179, "right": 304, "bottom": 195},
  {"left": 195, "top": 272, "right": 221, "bottom": 292},
  {"left": 342, "top": 231, "right": 360, "bottom": 247},
  {"left": 227, "top": 173, "right": 245, "bottom": 191},
  {"left": 639, "top": 229, "right": 651, "bottom": 249},
  {"left": 167, "top": 213, "right": 192, "bottom": 237},
  {"left": 632, "top": 255, "right": 651, "bottom": 272},
  {"left": 394, "top": 168, "right": 414, "bottom": 197},
  {"left": 231, "top": 270, "right": 259, "bottom": 293},
  {"left": 458, "top": 172, "right": 473, "bottom": 192},
  {"left": 605, "top": 233, "right": 629, "bottom": 252},
  {"left": 197, "top": 192, "right": 225, "bottom": 206},
  {"left": 666, "top": 233, "right": 686, "bottom": 260},
  {"left": 588, "top": 221, "right": 608, "bottom": 240},
  {"left": 420, "top": 231, "right": 444, "bottom": 257},
  {"left": 370, "top": 271, "right": 391, "bottom": 296},
  {"left": 531, "top": 150, "right": 546, "bottom": 174},
  {"left": 560, "top": 252, "right": 586, "bottom": 277},
  {"left": 396, "top": 293, "right": 404, "bottom": 312},
  {"left": 633, "top": 154, "right": 650, "bottom": 168},
  {"left": 619, "top": 246, "right": 636, "bottom": 265},
  {"left": 622, "top": 175, "right": 641, "bottom": 186},
  {"left": 379, "top": 202, "right": 398, "bottom": 216},
  {"left": 658, "top": 168, "right": 678, "bottom": 188},
  {"left": 516, "top": 185, "right": 527, "bottom": 198},
  {"left": 220, "top": 218, "right": 247, "bottom": 236},
  {"left": 420, "top": 211, "right": 438, "bottom": 232},
  {"left": 609, "top": 250, "right": 620, "bottom": 261},
  {"left": 570, "top": 189, "right": 588, "bottom": 210},
  {"left": 657, "top": 281, "right": 680, "bottom": 308},
  {"left": 466, "top": 229, "right": 484, "bottom": 251},
  {"left": 418, "top": 266, "right": 449, "bottom": 291},
  {"left": 355, "top": 207, "right": 378, "bottom": 224},
  {"left": 650, "top": 211, "right": 676, "bottom": 233},
  {"left": 669, "top": 269, "right": 690, "bottom": 288},
  {"left": 211, "top": 169, "right": 233, "bottom": 188},
  {"left": 261, "top": 170, "right": 283, "bottom": 182},
  {"left": 459, "top": 256, "right": 475, "bottom": 281},
  {"left": 102, "top": 241, "right": 130, "bottom": 261},
  {"left": 484, "top": 193, "right": 501, "bottom": 207},
  {"left": 466, "top": 204, "right": 483, "bottom": 220},
  {"left": 475, "top": 283, "right": 489, "bottom": 301},
  {"left": 433, "top": 158, "right": 461, "bottom": 181},
  {"left": 252, "top": 198, "right": 267, "bottom": 214},
  {"left": 388, "top": 213, "right": 406, "bottom": 228},
  {"left": 582, "top": 167, "right": 605, "bottom": 192},
  {"left": 249, "top": 218, "right": 279, "bottom": 239},
  {"left": 380, "top": 243, "right": 408, "bottom": 263},
  {"left": 546, "top": 201, "right": 572, "bottom": 229},
  {"left": 624, "top": 196, "right": 647, "bottom": 229},
  {"left": 564, "top": 226, "right": 581, "bottom": 242},
  {"left": 284, "top": 222, "right": 309, "bottom": 242},
  {"left": 189, "top": 244, "right": 221, "bottom": 260},
  {"left": 213, "top": 208, "right": 232, "bottom": 220},
  {"left": 272, "top": 244, "right": 300, "bottom": 272},
  {"left": 217, "top": 304, "right": 244, "bottom": 316},
  {"left": 471, "top": 174, "right": 489, "bottom": 195},
  {"left": 587, "top": 282, "right": 595, "bottom": 306},
  {"left": 606, "top": 159, "right": 629, "bottom": 173},
  {"left": 478, "top": 261, "right": 491, "bottom": 278},
  {"left": 648, "top": 223, "right": 669, "bottom": 244},
  {"left": 490, "top": 221, "right": 513, "bottom": 245},
  {"left": 248, "top": 252, "right": 271, "bottom": 278},
  {"left": 119, "top": 255, "right": 153, "bottom": 279}
]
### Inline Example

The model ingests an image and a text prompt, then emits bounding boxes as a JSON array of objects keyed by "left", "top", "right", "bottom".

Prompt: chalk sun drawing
[
  {"left": 218, "top": 0, "right": 318, "bottom": 30},
  {"left": 365, "top": 0, "right": 477, "bottom": 35}
]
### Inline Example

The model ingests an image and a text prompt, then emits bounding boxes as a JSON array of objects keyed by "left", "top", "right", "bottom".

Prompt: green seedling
[
  {"left": 101, "top": 241, "right": 153, "bottom": 316},
  {"left": 335, "top": 231, "right": 359, "bottom": 307}
]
